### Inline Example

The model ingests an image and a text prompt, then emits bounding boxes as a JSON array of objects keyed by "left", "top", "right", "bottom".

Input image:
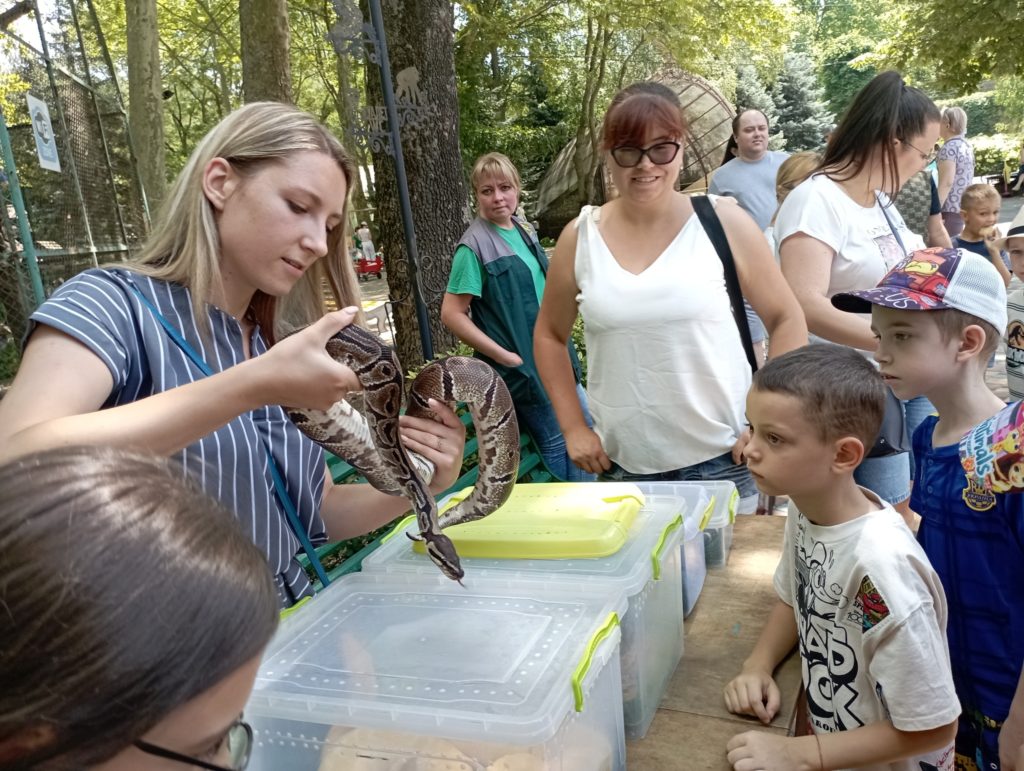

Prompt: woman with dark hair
[
  {"left": 0, "top": 446, "right": 278, "bottom": 769},
  {"left": 535, "top": 82, "right": 807, "bottom": 510},
  {"left": 774, "top": 70, "right": 941, "bottom": 516}
]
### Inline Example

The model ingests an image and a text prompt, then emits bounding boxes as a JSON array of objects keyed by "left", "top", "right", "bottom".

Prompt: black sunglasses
[
  {"left": 610, "top": 141, "right": 681, "bottom": 168},
  {"left": 134, "top": 718, "right": 253, "bottom": 771}
]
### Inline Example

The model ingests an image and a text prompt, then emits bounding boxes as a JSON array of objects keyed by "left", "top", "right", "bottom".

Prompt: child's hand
[
  {"left": 982, "top": 225, "right": 1002, "bottom": 253},
  {"left": 724, "top": 667, "right": 781, "bottom": 724},
  {"left": 726, "top": 731, "right": 817, "bottom": 771}
]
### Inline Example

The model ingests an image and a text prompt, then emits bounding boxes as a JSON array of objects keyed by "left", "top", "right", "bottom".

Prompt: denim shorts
[
  {"left": 744, "top": 300, "right": 767, "bottom": 344},
  {"left": 601, "top": 451, "right": 758, "bottom": 512},
  {"left": 854, "top": 452, "right": 911, "bottom": 506}
]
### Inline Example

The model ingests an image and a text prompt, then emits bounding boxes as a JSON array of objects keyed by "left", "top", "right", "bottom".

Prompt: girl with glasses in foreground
[
  {"left": 534, "top": 81, "right": 806, "bottom": 503},
  {"left": 0, "top": 447, "right": 276, "bottom": 770}
]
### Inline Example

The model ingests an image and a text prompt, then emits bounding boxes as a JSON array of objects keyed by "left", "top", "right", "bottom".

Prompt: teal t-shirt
[{"left": 447, "top": 223, "right": 545, "bottom": 304}]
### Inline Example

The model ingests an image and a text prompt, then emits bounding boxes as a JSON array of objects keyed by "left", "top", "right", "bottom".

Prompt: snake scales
[{"left": 287, "top": 324, "right": 520, "bottom": 582}]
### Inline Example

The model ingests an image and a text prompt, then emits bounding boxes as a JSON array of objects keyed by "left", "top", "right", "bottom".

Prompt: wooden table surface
[{"left": 625, "top": 515, "right": 802, "bottom": 770}]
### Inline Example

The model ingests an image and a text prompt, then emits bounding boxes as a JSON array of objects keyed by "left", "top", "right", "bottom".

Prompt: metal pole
[
  {"left": 31, "top": 0, "right": 98, "bottom": 266},
  {"left": 367, "top": 0, "right": 434, "bottom": 361},
  {"left": 0, "top": 108, "right": 46, "bottom": 306}
]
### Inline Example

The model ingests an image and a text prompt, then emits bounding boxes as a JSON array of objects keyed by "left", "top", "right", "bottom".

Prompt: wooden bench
[{"left": 300, "top": 408, "right": 555, "bottom": 588}]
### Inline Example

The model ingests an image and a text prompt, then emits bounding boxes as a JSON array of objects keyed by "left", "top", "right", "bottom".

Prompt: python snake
[{"left": 287, "top": 324, "right": 520, "bottom": 581}]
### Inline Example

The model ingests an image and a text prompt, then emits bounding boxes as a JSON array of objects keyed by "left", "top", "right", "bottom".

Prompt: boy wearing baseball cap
[
  {"left": 1000, "top": 206, "right": 1024, "bottom": 400},
  {"left": 833, "top": 247, "right": 1024, "bottom": 771}
]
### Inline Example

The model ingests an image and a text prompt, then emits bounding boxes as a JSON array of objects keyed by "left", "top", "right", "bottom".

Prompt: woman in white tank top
[{"left": 534, "top": 82, "right": 807, "bottom": 504}]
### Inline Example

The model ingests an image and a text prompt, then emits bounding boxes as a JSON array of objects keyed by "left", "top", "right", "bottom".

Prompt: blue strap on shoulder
[{"left": 129, "top": 284, "right": 331, "bottom": 588}]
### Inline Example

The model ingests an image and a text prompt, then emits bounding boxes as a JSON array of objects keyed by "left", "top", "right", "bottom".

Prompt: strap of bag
[
  {"left": 128, "top": 284, "right": 331, "bottom": 588},
  {"left": 691, "top": 195, "right": 759, "bottom": 373},
  {"left": 876, "top": 193, "right": 908, "bottom": 256}
]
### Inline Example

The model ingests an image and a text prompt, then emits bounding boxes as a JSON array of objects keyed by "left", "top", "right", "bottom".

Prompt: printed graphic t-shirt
[
  {"left": 775, "top": 491, "right": 959, "bottom": 771},
  {"left": 774, "top": 174, "right": 923, "bottom": 301},
  {"left": 915, "top": 407, "right": 1024, "bottom": 721},
  {"left": 1006, "top": 288, "right": 1024, "bottom": 400}
]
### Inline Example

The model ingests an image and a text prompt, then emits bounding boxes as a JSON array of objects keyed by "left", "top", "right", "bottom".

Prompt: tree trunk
[
  {"left": 239, "top": 0, "right": 292, "bottom": 103},
  {"left": 573, "top": 16, "right": 610, "bottom": 207},
  {"left": 363, "top": 0, "right": 464, "bottom": 371},
  {"left": 125, "top": 0, "right": 166, "bottom": 210}
]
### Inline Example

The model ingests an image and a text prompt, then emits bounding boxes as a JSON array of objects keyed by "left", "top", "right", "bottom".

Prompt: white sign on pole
[{"left": 26, "top": 94, "right": 61, "bottom": 172}]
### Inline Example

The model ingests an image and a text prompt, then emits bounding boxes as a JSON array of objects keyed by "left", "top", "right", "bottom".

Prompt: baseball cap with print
[{"left": 831, "top": 247, "right": 1008, "bottom": 334}]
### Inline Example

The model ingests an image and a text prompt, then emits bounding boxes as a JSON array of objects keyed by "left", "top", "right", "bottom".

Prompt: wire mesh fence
[{"left": 0, "top": 0, "right": 147, "bottom": 384}]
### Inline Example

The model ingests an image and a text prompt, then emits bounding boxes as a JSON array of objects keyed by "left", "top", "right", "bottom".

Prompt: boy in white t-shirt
[{"left": 724, "top": 344, "right": 959, "bottom": 771}]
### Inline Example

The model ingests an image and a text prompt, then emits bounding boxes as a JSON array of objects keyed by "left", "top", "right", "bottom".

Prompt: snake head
[{"left": 422, "top": 532, "right": 465, "bottom": 582}]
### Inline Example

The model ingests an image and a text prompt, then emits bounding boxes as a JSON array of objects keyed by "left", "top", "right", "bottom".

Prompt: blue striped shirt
[{"left": 30, "top": 268, "right": 327, "bottom": 606}]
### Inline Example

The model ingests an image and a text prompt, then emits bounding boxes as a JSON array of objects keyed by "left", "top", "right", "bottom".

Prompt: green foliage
[
  {"left": 994, "top": 77, "right": 1024, "bottom": 135},
  {"left": 404, "top": 341, "right": 475, "bottom": 383},
  {"left": 0, "top": 340, "right": 18, "bottom": 384},
  {"left": 571, "top": 315, "right": 587, "bottom": 386},
  {"left": 936, "top": 92, "right": 1001, "bottom": 136},
  {"left": 735, "top": 65, "right": 778, "bottom": 125},
  {"left": 883, "top": 0, "right": 1024, "bottom": 92},
  {"left": 970, "top": 134, "right": 1021, "bottom": 175},
  {"left": 771, "top": 52, "right": 833, "bottom": 151},
  {"left": 820, "top": 50, "right": 876, "bottom": 118}
]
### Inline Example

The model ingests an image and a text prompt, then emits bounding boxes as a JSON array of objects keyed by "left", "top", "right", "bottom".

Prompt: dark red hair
[{"left": 601, "top": 89, "right": 687, "bottom": 151}]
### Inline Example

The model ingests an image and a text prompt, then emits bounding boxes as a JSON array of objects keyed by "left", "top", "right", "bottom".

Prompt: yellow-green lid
[{"left": 411, "top": 482, "right": 645, "bottom": 560}]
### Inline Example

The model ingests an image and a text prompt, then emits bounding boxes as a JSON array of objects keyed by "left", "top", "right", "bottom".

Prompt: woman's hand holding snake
[
  {"left": 286, "top": 324, "right": 519, "bottom": 581},
  {"left": 399, "top": 399, "right": 466, "bottom": 494},
  {"left": 253, "top": 309, "right": 362, "bottom": 410}
]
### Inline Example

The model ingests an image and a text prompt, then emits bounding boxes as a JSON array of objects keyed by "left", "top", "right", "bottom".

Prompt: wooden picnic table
[{"left": 626, "top": 514, "right": 802, "bottom": 769}]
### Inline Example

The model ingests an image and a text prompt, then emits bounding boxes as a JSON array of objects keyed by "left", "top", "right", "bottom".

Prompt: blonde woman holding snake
[{"left": 0, "top": 103, "right": 466, "bottom": 607}]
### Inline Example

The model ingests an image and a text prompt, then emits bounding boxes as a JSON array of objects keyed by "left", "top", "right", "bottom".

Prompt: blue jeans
[
  {"left": 853, "top": 395, "right": 933, "bottom": 505},
  {"left": 600, "top": 451, "right": 758, "bottom": 512},
  {"left": 516, "top": 383, "right": 596, "bottom": 482}
]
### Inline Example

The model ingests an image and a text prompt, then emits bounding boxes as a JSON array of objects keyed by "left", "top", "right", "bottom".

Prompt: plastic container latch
[
  {"left": 278, "top": 595, "right": 313, "bottom": 621},
  {"left": 699, "top": 494, "right": 716, "bottom": 531},
  {"left": 650, "top": 514, "right": 683, "bottom": 580},
  {"left": 728, "top": 487, "right": 739, "bottom": 524},
  {"left": 572, "top": 612, "right": 620, "bottom": 712}
]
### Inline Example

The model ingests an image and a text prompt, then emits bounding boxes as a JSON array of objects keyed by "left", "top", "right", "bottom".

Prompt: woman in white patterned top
[{"left": 0, "top": 103, "right": 466, "bottom": 606}]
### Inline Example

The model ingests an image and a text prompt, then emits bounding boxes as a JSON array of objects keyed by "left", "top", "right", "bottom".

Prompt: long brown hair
[
  {"left": 0, "top": 447, "right": 279, "bottom": 768},
  {"left": 819, "top": 71, "right": 939, "bottom": 198}
]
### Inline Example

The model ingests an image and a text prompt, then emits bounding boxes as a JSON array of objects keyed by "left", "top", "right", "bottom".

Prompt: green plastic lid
[{"left": 409, "top": 482, "right": 645, "bottom": 560}]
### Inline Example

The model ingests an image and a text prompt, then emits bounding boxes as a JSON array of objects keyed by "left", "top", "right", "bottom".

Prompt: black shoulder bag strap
[{"left": 691, "top": 195, "right": 759, "bottom": 373}]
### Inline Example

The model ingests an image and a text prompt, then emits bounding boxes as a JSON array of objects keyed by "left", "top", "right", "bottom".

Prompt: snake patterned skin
[{"left": 287, "top": 324, "right": 520, "bottom": 582}]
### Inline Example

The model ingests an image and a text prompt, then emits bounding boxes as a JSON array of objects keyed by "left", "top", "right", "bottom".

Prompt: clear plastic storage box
[
  {"left": 246, "top": 573, "right": 627, "bottom": 771},
  {"left": 698, "top": 479, "right": 738, "bottom": 568},
  {"left": 360, "top": 488, "right": 688, "bottom": 740},
  {"left": 632, "top": 483, "right": 712, "bottom": 617}
]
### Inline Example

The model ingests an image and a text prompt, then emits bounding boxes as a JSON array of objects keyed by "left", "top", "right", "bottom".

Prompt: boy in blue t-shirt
[
  {"left": 833, "top": 248, "right": 1024, "bottom": 770},
  {"left": 954, "top": 184, "right": 1012, "bottom": 286}
]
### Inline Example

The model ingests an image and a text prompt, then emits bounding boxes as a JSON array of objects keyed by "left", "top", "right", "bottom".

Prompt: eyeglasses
[
  {"left": 134, "top": 718, "right": 253, "bottom": 770},
  {"left": 903, "top": 138, "right": 937, "bottom": 164},
  {"left": 610, "top": 141, "right": 681, "bottom": 168}
]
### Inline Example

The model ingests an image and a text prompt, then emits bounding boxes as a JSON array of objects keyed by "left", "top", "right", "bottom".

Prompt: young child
[
  {"left": 724, "top": 343, "right": 959, "bottom": 771},
  {"left": 1001, "top": 207, "right": 1024, "bottom": 400},
  {"left": 0, "top": 446, "right": 279, "bottom": 768},
  {"left": 954, "top": 183, "right": 1011, "bottom": 286},
  {"left": 832, "top": 247, "right": 1024, "bottom": 771}
]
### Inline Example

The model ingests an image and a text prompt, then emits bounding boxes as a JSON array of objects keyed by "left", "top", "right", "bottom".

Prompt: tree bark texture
[
  {"left": 363, "top": 0, "right": 465, "bottom": 370},
  {"left": 573, "top": 15, "right": 610, "bottom": 207},
  {"left": 125, "top": 0, "right": 167, "bottom": 210},
  {"left": 239, "top": 0, "right": 293, "bottom": 103}
]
